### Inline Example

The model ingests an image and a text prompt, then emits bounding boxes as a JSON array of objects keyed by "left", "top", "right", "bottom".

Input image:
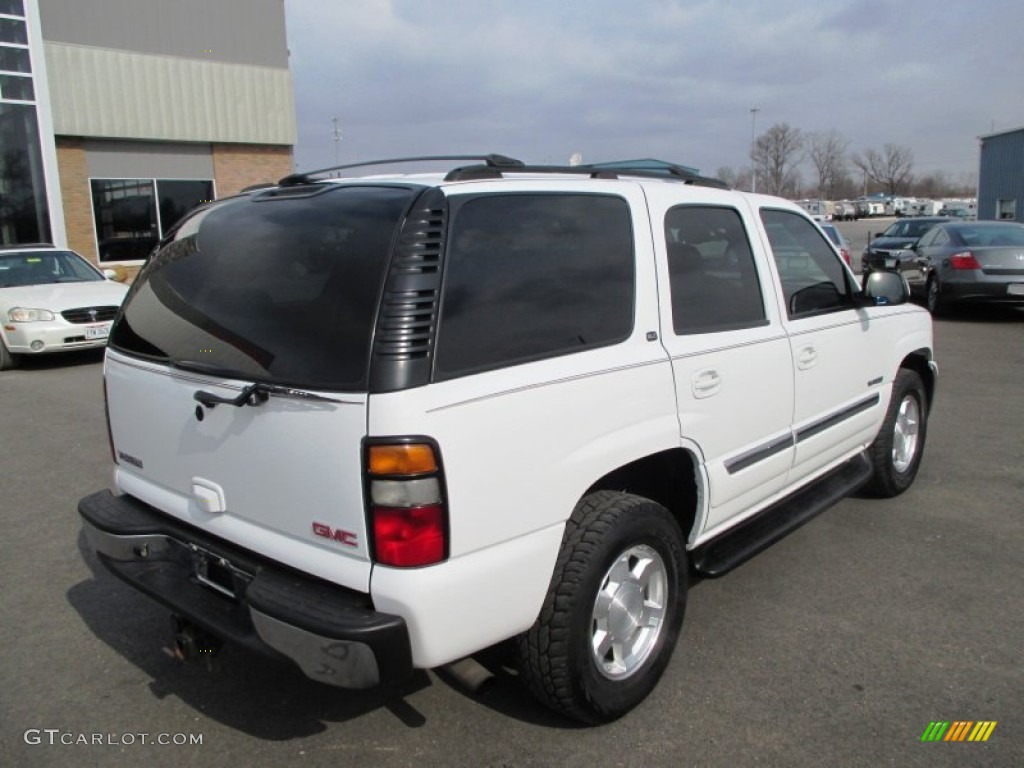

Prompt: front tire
[
  {"left": 865, "top": 369, "right": 928, "bottom": 497},
  {"left": 517, "top": 491, "right": 687, "bottom": 724},
  {"left": 0, "top": 337, "right": 21, "bottom": 370}
]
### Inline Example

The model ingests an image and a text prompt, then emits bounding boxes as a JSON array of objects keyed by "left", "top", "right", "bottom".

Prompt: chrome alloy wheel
[
  {"left": 590, "top": 544, "right": 668, "bottom": 680},
  {"left": 892, "top": 393, "right": 921, "bottom": 473}
]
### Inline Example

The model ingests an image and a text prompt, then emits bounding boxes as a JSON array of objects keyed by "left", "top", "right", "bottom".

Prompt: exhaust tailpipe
[{"left": 167, "top": 616, "right": 223, "bottom": 670}]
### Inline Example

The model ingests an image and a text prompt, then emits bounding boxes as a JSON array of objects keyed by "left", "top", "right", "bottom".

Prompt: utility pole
[
  {"left": 331, "top": 116, "right": 342, "bottom": 165},
  {"left": 749, "top": 106, "right": 760, "bottom": 193}
]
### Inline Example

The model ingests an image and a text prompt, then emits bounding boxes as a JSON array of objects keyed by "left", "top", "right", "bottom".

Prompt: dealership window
[
  {"left": 0, "top": 72, "right": 31, "bottom": 100},
  {"left": 0, "top": 1, "right": 25, "bottom": 18},
  {"left": 91, "top": 178, "right": 214, "bottom": 263},
  {"left": 0, "top": 43, "right": 30, "bottom": 73},
  {"left": 1, "top": 6, "right": 51, "bottom": 246},
  {"left": 0, "top": 17, "right": 26, "bottom": 46},
  {"left": 996, "top": 199, "right": 1016, "bottom": 221}
]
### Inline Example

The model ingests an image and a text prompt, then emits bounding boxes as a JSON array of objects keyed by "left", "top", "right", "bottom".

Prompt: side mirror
[
  {"left": 103, "top": 269, "right": 118, "bottom": 280},
  {"left": 861, "top": 270, "right": 909, "bottom": 306}
]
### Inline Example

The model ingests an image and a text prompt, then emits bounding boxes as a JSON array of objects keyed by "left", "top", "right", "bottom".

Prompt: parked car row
[
  {"left": 861, "top": 218, "right": 1024, "bottom": 315},
  {"left": 796, "top": 197, "right": 978, "bottom": 222}
]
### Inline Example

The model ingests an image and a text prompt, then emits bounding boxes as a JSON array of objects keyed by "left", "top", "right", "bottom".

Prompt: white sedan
[{"left": 0, "top": 245, "right": 129, "bottom": 370}]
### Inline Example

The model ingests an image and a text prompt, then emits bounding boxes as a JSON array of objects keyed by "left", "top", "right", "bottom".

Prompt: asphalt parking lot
[{"left": 2, "top": 307, "right": 1022, "bottom": 767}]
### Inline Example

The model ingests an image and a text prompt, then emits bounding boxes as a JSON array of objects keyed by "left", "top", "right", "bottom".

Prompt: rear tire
[
  {"left": 0, "top": 337, "right": 21, "bottom": 370},
  {"left": 926, "top": 275, "right": 949, "bottom": 316},
  {"left": 517, "top": 491, "right": 687, "bottom": 724},
  {"left": 865, "top": 369, "right": 928, "bottom": 497}
]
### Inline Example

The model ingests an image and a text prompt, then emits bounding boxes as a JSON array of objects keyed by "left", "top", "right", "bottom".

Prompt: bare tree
[
  {"left": 806, "top": 130, "right": 849, "bottom": 198},
  {"left": 851, "top": 144, "right": 915, "bottom": 195},
  {"left": 715, "top": 166, "right": 752, "bottom": 190},
  {"left": 751, "top": 123, "right": 804, "bottom": 197},
  {"left": 716, "top": 166, "right": 738, "bottom": 188}
]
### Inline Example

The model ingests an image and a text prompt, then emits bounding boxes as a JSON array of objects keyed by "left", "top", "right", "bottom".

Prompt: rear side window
[
  {"left": 109, "top": 184, "right": 416, "bottom": 390},
  {"left": 434, "top": 194, "right": 634, "bottom": 379},
  {"left": 665, "top": 205, "right": 766, "bottom": 334},
  {"left": 760, "top": 208, "right": 854, "bottom": 317}
]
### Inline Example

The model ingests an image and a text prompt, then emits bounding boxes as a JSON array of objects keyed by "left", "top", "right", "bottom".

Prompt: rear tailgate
[
  {"left": 976, "top": 245, "right": 1024, "bottom": 277},
  {"left": 106, "top": 351, "right": 373, "bottom": 591}
]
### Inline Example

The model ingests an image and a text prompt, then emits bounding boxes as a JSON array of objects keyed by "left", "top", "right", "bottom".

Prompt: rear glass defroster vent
[{"left": 369, "top": 188, "right": 448, "bottom": 393}]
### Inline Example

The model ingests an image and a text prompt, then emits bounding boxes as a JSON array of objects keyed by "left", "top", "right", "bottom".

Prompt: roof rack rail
[
  {"left": 443, "top": 162, "right": 729, "bottom": 189},
  {"left": 277, "top": 154, "right": 525, "bottom": 187}
]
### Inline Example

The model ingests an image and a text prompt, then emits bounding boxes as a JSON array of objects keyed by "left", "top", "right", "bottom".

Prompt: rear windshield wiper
[
  {"left": 193, "top": 381, "right": 350, "bottom": 409},
  {"left": 174, "top": 360, "right": 349, "bottom": 408}
]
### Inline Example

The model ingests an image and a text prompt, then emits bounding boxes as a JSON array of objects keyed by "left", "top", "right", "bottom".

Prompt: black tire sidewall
[
  {"left": 563, "top": 502, "right": 687, "bottom": 721},
  {"left": 870, "top": 370, "right": 928, "bottom": 496},
  {"left": 0, "top": 337, "right": 19, "bottom": 370},
  {"left": 927, "top": 276, "right": 945, "bottom": 316}
]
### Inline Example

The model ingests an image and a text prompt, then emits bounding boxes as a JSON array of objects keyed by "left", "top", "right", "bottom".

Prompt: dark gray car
[
  {"left": 861, "top": 217, "right": 949, "bottom": 272},
  {"left": 904, "top": 221, "right": 1024, "bottom": 314}
]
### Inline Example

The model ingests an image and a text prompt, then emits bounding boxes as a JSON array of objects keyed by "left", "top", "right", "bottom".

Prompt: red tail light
[
  {"left": 365, "top": 440, "right": 448, "bottom": 567},
  {"left": 949, "top": 250, "right": 981, "bottom": 270},
  {"left": 840, "top": 248, "right": 851, "bottom": 266},
  {"left": 372, "top": 505, "right": 446, "bottom": 567}
]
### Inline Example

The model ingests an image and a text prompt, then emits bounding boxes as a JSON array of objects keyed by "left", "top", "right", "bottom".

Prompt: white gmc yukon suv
[{"left": 79, "top": 155, "right": 936, "bottom": 723}]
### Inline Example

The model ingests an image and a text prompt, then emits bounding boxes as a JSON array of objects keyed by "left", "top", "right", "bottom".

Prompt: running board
[{"left": 691, "top": 452, "right": 872, "bottom": 577}]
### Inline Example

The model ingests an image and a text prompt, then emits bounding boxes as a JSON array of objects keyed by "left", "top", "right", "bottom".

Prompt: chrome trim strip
[
  {"left": 725, "top": 433, "right": 795, "bottom": 474},
  {"left": 796, "top": 393, "right": 881, "bottom": 443}
]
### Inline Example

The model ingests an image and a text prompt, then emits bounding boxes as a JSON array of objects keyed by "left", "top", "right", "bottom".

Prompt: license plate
[
  {"left": 84, "top": 324, "right": 111, "bottom": 340},
  {"left": 1008, "top": 284, "right": 1024, "bottom": 296}
]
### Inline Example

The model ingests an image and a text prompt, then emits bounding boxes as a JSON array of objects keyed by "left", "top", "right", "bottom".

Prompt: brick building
[{"left": 1, "top": 0, "right": 295, "bottom": 269}]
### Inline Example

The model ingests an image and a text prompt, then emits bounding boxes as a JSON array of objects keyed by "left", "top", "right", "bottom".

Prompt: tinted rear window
[{"left": 109, "top": 184, "right": 416, "bottom": 390}]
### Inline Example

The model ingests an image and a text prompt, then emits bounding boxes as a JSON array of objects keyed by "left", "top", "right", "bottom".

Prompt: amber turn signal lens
[{"left": 368, "top": 444, "right": 438, "bottom": 476}]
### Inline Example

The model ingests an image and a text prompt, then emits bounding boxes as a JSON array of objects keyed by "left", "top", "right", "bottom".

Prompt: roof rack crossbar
[{"left": 278, "top": 154, "right": 524, "bottom": 186}]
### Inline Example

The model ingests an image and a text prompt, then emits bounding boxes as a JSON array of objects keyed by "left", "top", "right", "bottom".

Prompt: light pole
[
  {"left": 749, "top": 106, "right": 760, "bottom": 193},
  {"left": 331, "top": 116, "right": 342, "bottom": 166}
]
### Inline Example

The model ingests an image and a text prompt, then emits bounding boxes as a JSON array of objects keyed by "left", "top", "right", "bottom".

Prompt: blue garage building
[{"left": 977, "top": 126, "right": 1024, "bottom": 222}]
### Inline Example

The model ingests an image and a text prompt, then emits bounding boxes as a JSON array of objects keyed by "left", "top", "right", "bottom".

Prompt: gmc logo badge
[{"left": 312, "top": 522, "right": 358, "bottom": 547}]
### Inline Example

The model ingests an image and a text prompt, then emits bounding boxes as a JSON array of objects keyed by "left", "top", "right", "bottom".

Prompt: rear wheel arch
[{"left": 583, "top": 448, "right": 702, "bottom": 544}]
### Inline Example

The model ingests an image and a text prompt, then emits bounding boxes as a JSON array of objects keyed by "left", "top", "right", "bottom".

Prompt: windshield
[
  {"left": 0, "top": 250, "right": 104, "bottom": 287},
  {"left": 883, "top": 219, "right": 941, "bottom": 238},
  {"left": 952, "top": 223, "right": 1024, "bottom": 246},
  {"left": 109, "top": 184, "right": 418, "bottom": 391}
]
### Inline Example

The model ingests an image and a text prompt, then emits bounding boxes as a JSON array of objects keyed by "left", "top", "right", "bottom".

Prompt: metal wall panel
[
  {"left": 86, "top": 140, "right": 214, "bottom": 179},
  {"left": 978, "top": 129, "right": 1024, "bottom": 221},
  {"left": 45, "top": 43, "right": 296, "bottom": 145},
  {"left": 38, "top": 0, "right": 287, "bottom": 68}
]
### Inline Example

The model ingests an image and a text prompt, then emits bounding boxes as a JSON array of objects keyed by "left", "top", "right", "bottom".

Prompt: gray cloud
[{"left": 286, "top": 0, "right": 1024, "bottom": 180}]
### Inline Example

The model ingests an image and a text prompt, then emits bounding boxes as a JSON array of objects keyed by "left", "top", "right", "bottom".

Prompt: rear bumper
[
  {"left": 78, "top": 490, "right": 412, "bottom": 689},
  {"left": 939, "top": 277, "right": 1024, "bottom": 305}
]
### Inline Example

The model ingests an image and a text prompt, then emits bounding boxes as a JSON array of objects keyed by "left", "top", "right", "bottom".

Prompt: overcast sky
[{"left": 283, "top": 0, "right": 1023, "bottom": 184}]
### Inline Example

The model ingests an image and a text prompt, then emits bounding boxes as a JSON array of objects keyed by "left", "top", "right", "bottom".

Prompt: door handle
[
  {"left": 796, "top": 345, "right": 818, "bottom": 370},
  {"left": 692, "top": 369, "right": 722, "bottom": 399}
]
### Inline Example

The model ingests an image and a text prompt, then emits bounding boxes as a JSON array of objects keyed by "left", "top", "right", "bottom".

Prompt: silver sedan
[{"left": 903, "top": 221, "right": 1024, "bottom": 314}]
